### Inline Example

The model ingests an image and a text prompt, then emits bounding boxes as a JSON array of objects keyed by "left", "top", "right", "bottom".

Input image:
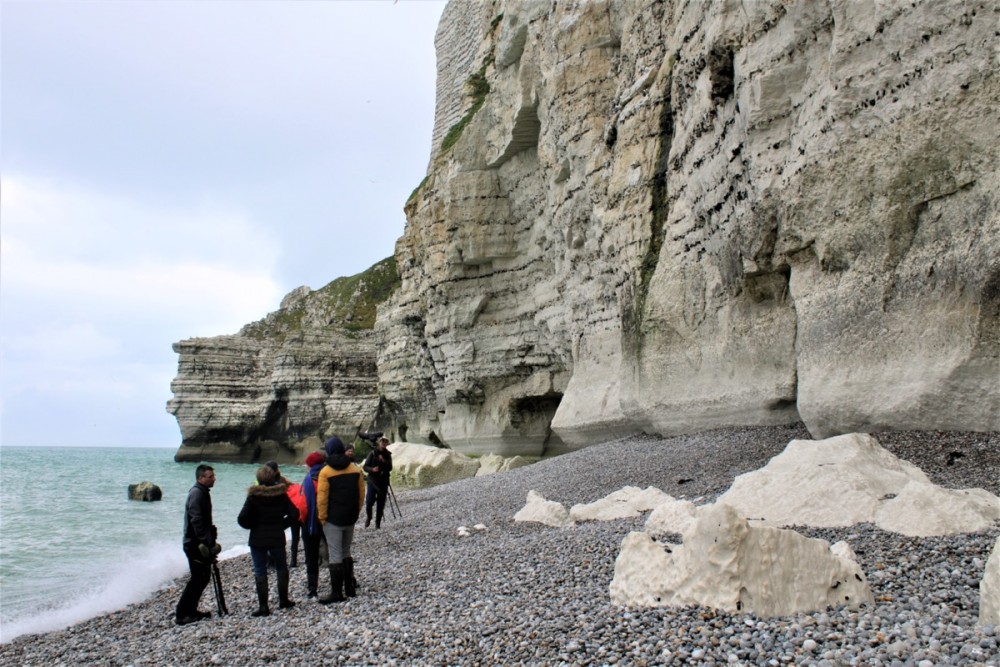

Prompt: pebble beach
[{"left": 2, "top": 424, "right": 998, "bottom": 666}]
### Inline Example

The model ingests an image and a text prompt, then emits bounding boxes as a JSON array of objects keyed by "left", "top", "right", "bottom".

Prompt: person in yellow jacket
[{"left": 315, "top": 436, "right": 365, "bottom": 604}]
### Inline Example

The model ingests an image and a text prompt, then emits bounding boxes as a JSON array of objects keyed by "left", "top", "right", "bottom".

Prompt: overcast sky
[{"left": 0, "top": 0, "right": 447, "bottom": 447}]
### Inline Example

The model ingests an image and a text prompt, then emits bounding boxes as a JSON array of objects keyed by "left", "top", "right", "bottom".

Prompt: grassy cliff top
[{"left": 241, "top": 256, "right": 400, "bottom": 341}]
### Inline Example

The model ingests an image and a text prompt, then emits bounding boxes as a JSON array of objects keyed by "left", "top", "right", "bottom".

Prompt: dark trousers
[
  {"left": 365, "top": 481, "right": 388, "bottom": 526},
  {"left": 176, "top": 545, "right": 211, "bottom": 619},
  {"left": 302, "top": 531, "right": 325, "bottom": 595},
  {"left": 250, "top": 544, "right": 288, "bottom": 577},
  {"left": 289, "top": 522, "right": 301, "bottom": 563}
]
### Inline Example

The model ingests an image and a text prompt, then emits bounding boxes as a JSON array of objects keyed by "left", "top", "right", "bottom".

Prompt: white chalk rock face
[
  {"left": 513, "top": 490, "right": 575, "bottom": 528},
  {"left": 475, "top": 453, "right": 534, "bottom": 477},
  {"left": 644, "top": 498, "right": 699, "bottom": 538},
  {"left": 717, "top": 433, "right": 999, "bottom": 535},
  {"left": 389, "top": 442, "right": 481, "bottom": 488},
  {"left": 981, "top": 536, "right": 1000, "bottom": 627},
  {"left": 610, "top": 503, "right": 873, "bottom": 617},
  {"left": 570, "top": 486, "right": 673, "bottom": 522}
]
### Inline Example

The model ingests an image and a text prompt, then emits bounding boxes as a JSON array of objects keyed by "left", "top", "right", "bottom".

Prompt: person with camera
[
  {"left": 316, "top": 436, "right": 365, "bottom": 603},
  {"left": 362, "top": 435, "right": 393, "bottom": 529},
  {"left": 175, "top": 464, "right": 220, "bottom": 625}
]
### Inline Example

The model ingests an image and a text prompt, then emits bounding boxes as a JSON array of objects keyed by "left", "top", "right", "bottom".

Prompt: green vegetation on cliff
[{"left": 241, "top": 257, "right": 401, "bottom": 341}]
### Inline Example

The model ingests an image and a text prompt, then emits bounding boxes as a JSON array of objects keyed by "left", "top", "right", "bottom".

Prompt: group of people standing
[{"left": 173, "top": 434, "right": 394, "bottom": 625}]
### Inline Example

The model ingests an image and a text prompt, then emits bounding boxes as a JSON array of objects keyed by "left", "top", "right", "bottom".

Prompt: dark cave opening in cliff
[{"left": 510, "top": 394, "right": 563, "bottom": 431}]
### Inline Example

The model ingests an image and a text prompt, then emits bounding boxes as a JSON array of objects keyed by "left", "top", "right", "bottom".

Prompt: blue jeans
[{"left": 249, "top": 545, "right": 288, "bottom": 578}]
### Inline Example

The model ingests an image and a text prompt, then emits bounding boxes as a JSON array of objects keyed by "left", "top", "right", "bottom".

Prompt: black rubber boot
[
  {"left": 306, "top": 566, "right": 318, "bottom": 599},
  {"left": 318, "top": 564, "right": 345, "bottom": 604},
  {"left": 343, "top": 557, "right": 356, "bottom": 598},
  {"left": 252, "top": 575, "right": 270, "bottom": 617},
  {"left": 364, "top": 506, "right": 372, "bottom": 528},
  {"left": 277, "top": 569, "right": 295, "bottom": 609}
]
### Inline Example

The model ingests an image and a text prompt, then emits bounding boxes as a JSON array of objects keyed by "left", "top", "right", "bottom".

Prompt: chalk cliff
[
  {"left": 170, "top": 0, "right": 999, "bottom": 461},
  {"left": 374, "top": 0, "right": 999, "bottom": 456},
  {"left": 169, "top": 259, "right": 398, "bottom": 463}
]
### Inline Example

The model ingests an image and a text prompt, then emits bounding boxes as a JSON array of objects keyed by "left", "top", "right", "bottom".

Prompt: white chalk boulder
[
  {"left": 570, "top": 486, "right": 674, "bottom": 522},
  {"left": 475, "top": 453, "right": 533, "bottom": 477},
  {"left": 610, "top": 503, "right": 873, "bottom": 617},
  {"left": 717, "top": 433, "right": 999, "bottom": 536},
  {"left": 981, "top": 536, "right": 1000, "bottom": 626},
  {"left": 644, "top": 497, "right": 699, "bottom": 538},
  {"left": 513, "top": 490, "right": 575, "bottom": 528},
  {"left": 390, "top": 442, "right": 481, "bottom": 488}
]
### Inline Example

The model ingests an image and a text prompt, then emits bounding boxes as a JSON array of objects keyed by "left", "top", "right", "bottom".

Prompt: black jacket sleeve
[
  {"left": 187, "top": 486, "right": 214, "bottom": 545},
  {"left": 237, "top": 497, "right": 257, "bottom": 530}
]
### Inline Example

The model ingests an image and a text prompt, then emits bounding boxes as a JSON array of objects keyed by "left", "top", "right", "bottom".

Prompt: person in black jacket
[
  {"left": 237, "top": 465, "right": 300, "bottom": 617},
  {"left": 363, "top": 436, "right": 393, "bottom": 528},
  {"left": 176, "top": 464, "right": 220, "bottom": 625}
]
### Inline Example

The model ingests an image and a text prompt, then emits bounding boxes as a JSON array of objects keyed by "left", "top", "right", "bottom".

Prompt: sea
[{"left": 0, "top": 446, "right": 299, "bottom": 643}]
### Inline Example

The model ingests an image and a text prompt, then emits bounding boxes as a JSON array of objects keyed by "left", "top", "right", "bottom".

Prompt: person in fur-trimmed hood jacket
[
  {"left": 238, "top": 465, "right": 300, "bottom": 617},
  {"left": 316, "top": 436, "right": 365, "bottom": 604}
]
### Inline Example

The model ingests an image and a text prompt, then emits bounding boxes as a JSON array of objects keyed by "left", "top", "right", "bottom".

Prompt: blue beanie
[{"left": 324, "top": 436, "right": 345, "bottom": 456}]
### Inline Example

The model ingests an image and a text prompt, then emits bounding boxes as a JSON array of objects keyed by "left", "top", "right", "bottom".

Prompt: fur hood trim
[{"left": 247, "top": 482, "right": 288, "bottom": 498}]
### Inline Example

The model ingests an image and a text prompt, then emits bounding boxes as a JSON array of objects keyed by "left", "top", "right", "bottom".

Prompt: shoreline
[{"left": 2, "top": 425, "right": 998, "bottom": 665}]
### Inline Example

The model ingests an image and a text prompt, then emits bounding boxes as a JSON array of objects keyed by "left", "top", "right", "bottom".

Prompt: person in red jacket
[
  {"left": 316, "top": 436, "right": 365, "bottom": 604},
  {"left": 238, "top": 465, "right": 300, "bottom": 617}
]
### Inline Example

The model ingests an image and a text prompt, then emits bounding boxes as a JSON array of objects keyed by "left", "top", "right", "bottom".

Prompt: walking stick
[{"left": 211, "top": 559, "right": 229, "bottom": 617}]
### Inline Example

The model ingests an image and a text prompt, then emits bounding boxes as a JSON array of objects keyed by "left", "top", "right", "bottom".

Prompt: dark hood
[{"left": 326, "top": 453, "right": 353, "bottom": 471}]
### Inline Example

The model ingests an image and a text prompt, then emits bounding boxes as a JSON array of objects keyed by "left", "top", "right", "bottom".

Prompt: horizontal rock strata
[
  {"left": 374, "top": 0, "right": 1000, "bottom": 456},
  {"left": 168, "top": 260, "right": 398, "bottom": 463}
]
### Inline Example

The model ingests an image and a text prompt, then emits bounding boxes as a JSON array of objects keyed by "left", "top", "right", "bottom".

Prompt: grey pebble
[{"left": 1, "top": 425, "right": 998, "bottom": 666}]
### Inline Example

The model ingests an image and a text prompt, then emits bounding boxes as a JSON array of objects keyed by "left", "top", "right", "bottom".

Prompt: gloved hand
[
  {"left": 210, "top": 543, "right": 222, "bottom": 556},
  {"left": 198, "top": 543, "right": 211, "bottom": 560}
]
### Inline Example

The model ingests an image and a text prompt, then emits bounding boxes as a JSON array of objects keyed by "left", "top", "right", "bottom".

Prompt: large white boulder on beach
[
  {"left": 570, "top": 486, "right": 674, "bottom": 522},
  {"left": 717, "top": 433, "right": 1000, "bottom": 536},
  {"left": 644, "top": 497, "right": 699, "bottom": 537},
  {"left": 981, "top": 536, "right": 1000, "bottom": 626},
  {"left": 475, "top": 453, "right": 533, "bottom": 477},
  {"left": 513, "top": 490, "right": 575, "bottom": 528},
  {"left": 610, "top": 503, "right": 873, "bottom": 617},
  {"left": 389, "top": 442, "right": 481, "bottom": 488}
]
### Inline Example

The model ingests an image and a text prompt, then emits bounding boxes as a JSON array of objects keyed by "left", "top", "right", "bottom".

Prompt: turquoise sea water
[{"left": 0, "top": 446, "right": 295, "bottom": 643}]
